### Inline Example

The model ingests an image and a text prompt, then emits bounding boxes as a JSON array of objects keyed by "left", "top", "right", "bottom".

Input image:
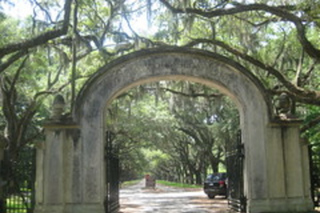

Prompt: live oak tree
[
  {"left": 153, "top": 0, "right": 320, "bottom": 123},
  {"left": 0, "top": 0, "right": 319, "bottom": 184},
  {"left": 0, "top": 0, "right": 135, "bottom": 163},
  {"left": 106, "top": 81, "right": 238, "bottom": 184},
  {"left": 146, "top": 0, "right": 320, "bottom": 146}
]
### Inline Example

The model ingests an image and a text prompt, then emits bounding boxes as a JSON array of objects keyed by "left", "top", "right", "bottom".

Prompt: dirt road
[{"left": 119, "top": 180, "right": 230, "bottom": 213}]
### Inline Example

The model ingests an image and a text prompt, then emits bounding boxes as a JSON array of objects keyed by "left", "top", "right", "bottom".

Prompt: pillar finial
[{"left": 52, "top": 95, "right": 66, "bottom": 121}]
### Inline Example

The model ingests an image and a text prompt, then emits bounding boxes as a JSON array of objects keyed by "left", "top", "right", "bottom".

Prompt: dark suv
[{"left": 203, "top": 173, "right": 227, "bottom": 199}]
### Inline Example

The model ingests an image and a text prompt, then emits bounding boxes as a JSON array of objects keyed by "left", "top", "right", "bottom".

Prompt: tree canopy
[
  {"left": 0, "top": 0, "right": 319, "bottom": 182},
  {"left": 106, "top": 81, "right": 239, "bottom": 183}
]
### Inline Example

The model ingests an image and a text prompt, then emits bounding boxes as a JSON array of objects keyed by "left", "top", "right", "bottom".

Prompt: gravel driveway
[{"left": 119, "top": 180, "right": 230, "bottom": 213}]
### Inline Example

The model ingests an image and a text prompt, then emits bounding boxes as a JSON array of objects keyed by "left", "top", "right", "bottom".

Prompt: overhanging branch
[
  {"left": 184, "top": 38, "right": 320, "bottom": 105},
  {"left": 159, "top": 0, "right": 320, "bottom": 60},
  {"left": 0, "top": 0, "right": 72, "bottom": 58},
  {"left": 0, "top": 50, "right": 29, "bottom": 74}
]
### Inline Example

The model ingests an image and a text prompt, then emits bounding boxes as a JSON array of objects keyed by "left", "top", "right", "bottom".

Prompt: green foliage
[
  {"left": 106, "top": 81, "right": 239, "bottom": 184},
  {"left": 0, "top": 16, "right": 31, "bottom": 46},
  {"left": 157, "top": 180, "right": 201, "bottom": 188},
  {"left": 120, "top": 179, "right": 141, "bottom": 188},
  {"left": 302, "top": 105, "right": 320, "bottom": 144},
  {"left": 0, "top": 0, "right": 319, "bottom": 187}
]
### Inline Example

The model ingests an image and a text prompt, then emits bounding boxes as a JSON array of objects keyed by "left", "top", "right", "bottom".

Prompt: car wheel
[{"left": 208, "top": 194, "right": 215, "bottom": 199}]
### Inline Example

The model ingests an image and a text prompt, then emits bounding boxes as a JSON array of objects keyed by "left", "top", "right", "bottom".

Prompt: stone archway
[{"left": 35, "top": 48, "right": 313, "bottom": 213}]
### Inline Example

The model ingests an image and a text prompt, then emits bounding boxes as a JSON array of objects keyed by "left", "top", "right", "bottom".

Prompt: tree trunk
[{"left": 195, "top": 169, "right": 202, "bottom": 185}]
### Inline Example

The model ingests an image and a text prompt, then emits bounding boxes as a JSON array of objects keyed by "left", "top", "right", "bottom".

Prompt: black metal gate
[
  {"left": 226, "top": 130, "right": 246, "bottom": 212},
  {"left": 1, "top": 146, "right": 36, "bottom": 213},
  {"left": 309, "top": 143, "right": 320, "bottom": 207},
  {"left": 105, "top": 131, "right": 120, "bottom": 213}
]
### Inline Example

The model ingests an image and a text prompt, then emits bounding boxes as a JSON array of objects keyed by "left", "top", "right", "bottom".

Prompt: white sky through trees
[{"left": 0, "top": 0, "right": 157, "bottom": 36}]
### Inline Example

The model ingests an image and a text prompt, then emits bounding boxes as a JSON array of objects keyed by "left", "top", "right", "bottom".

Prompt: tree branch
[
  {"left": 184, "top": 38, "right": 320, "bottom": 105},
  {"left": 159, "top": 1, "right": 320, "bottom": 60},
  {"left": 9, "top": 56, "right": 29, "bottom": 95},
  {"left": 33, "top": 0, "right": 55, "bottom": 24},
  {"left": 0, "top": 50, "right": 29, "bottom": 74},
  {"left": 162, "top": 87, "right": 223, "bottom": 99},
  {"left": 0, "top": 0, "right": 72, "bottom": 58}
]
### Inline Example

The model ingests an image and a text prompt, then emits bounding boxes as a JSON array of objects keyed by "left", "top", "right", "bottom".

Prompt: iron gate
[
  {"left": 309, "top": 143, "right": 320, "bottom": 207},
  {"left": 226, "top": 130, "right": 246, "bottom": 212},
  {"left": 1, "top": 146, "right": 36, "bottom": 213},
  {"left": 105, "top": 131, "right": 120, "bottom": 213}
]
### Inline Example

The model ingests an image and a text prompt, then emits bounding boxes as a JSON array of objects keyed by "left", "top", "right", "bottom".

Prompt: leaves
[
  {"left": 0, "top": 0, "right": 319, "bottom": 183},
  {"left": 106, "top": 81, "right": 239, "bottom": 183}
]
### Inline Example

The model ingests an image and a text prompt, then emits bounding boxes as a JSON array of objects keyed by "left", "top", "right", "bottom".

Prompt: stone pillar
[
  {"left": 34, "top": 123, "right": 81, "bottom": 213},
  {"left": 279, "top": 123, "right": 313, "bottom": 211},
  {"left": 34, "top": 95, "right": 73, "bottom": 213},
  {"left": 34, "top": 95, "right": 105, "bottom": 213},
  {"left": 0, "top": 140, "right": 5, "bottom": 212},
  {"left": 249, "top": 120, "right": 314, "bottom": 212},
  {"left": 34, "top": 124, "right": 106, "bottom": 213}
]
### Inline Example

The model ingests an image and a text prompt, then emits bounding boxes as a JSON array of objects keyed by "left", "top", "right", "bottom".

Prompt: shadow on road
[{"left": 119, "top": 180, "right": 230, "bottom": 213}]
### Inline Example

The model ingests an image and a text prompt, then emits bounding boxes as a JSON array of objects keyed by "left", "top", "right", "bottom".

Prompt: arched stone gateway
[{"left": 35, "top": 48, "right": 313, "bottom": 213}]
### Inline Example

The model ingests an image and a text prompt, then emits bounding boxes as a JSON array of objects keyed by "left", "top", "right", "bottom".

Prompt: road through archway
[{"left": 119, "top": 180, "right": 229, "bottom": 213}]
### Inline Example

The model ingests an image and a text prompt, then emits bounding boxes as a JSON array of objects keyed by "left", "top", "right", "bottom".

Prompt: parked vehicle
[{"left": 203, "top": 173, "right": 228, "bottom": 199}]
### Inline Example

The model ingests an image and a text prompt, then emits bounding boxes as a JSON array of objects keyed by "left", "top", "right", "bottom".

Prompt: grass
[
  {"left": 157, "top": 180, "right": 202, "bottom": 188},
  {"left": 120, "top": 179, "right": 202, "bottom": 189},
  {"left": 120, "top": 179, "right": 141, "bottom": 188}
]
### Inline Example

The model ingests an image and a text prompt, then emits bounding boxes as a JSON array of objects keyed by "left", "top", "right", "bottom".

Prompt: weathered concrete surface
[
  {"left": 34, "top": 124, "right": 84, "bottom": 213},
  {"left": 0, "top": 140, "right": 5, "bottom": 212},
  {"left": 35, "top": 47, "right": 314, "bottom": 213},
  {"left": 74, "top": 48, "right": 273, "bottom": 212}
]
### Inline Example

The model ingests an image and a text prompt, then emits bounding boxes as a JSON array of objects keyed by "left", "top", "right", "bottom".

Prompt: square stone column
[
  {"left": 248, "top": 120, "right": 314, "bottom": 212},
  {"left": 34, "top": 122, "right": 105, "bottom": 213},
  {"left": 0, "top": 141, "right": 5, "bottom": 212}
]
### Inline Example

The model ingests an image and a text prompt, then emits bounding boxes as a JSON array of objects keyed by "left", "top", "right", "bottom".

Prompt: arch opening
[{"left": 104, "top": 79, "right": 242, "bottom": 212}]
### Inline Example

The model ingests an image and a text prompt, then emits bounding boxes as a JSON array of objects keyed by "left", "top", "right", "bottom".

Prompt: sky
[
  {"left": 0, "top": 0, "right": 157, "bottom": 36},
  {"left": 1, "top": 0, "right": 34, "bottom": 19}
]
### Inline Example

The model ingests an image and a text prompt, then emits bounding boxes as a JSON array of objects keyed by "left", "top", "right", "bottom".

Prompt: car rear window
[{"left": 206, "top": 173, "right": 226, "bottom": 181}]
